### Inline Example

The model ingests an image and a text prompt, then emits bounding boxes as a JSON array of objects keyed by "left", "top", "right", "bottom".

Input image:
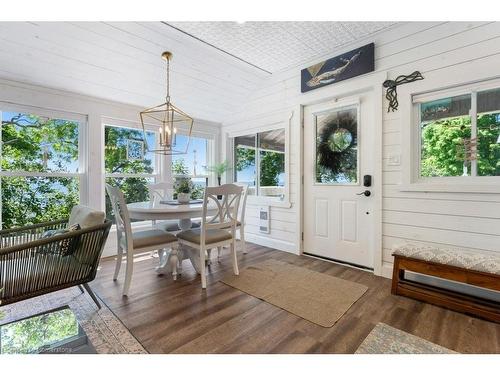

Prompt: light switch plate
[{"left": 387, "top": 154, "right": 401, "bottom": 166}]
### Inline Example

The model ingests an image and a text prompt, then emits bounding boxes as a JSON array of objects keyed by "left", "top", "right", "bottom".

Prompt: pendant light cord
[{"left": 166, "top": 57, "right": 170, "bottom": 103}]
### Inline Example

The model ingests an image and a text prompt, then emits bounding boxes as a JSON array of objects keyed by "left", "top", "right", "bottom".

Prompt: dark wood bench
[{"left": 391, "top": 244, "right": 500, "bottom": 323}]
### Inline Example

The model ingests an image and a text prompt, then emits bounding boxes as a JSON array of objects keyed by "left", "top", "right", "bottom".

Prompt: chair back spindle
[
  {"left": 201, "top": 184, "right": 243, "bottom": 239},
  {"left": 147, "top": 182, "right": 174, "bottom": 207},
  {"left": 105, "top": 184, "right": 133, "bottom": 252},
  {"left": 234, "top": 183, "right": 249, "bottom": 227}
]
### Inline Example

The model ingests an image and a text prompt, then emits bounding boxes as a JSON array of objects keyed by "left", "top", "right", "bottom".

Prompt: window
[
  {"left": 104, "top": 124, "right": 158, "bottom": 221},
  {"left": 0, "top": 109, "right": 83, "bottom": 228},
  {"left": 315, "top": 105, "right": 358, "bottom": 184},
  {"left": 171, "top": 134, "right": 210, "bottom": 199},
  {"left": 416, "top": 85, "right": 500, "bottom": 179},
  {"left": 234, "top": 128, "right": 286, "bottom": 199}
]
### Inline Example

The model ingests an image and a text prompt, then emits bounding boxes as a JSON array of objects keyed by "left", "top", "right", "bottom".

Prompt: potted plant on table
[{"left": 174, "top": 178, "right": 193, "bottom": 204}]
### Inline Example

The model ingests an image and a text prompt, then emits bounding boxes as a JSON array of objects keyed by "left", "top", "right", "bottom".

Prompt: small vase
[{"left": 177, "top": 193, "right": 190, "bottom": 204}]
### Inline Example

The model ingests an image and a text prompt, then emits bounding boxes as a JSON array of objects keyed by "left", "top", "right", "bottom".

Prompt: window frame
[
  {"left": 401, "top": 77, "right": 500, "bottom": 194},
  {"left": 0, "top": 103, "right": 88, "bottom": 228},
  {"left": 102, "top": 120, "right": 161, "bottom": 223},
  {"left": 229, "top": 121, "right": 290, "bottom": 207},
  {"left": 313, "top": 102, "right": 361, "bottom": 186},
  {"left": 171, "top": 129, "right": 214, "bottom": 186}
]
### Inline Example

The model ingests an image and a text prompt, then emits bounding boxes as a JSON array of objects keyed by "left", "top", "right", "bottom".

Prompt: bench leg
[{"left": 391, "top": 257, "right": 403, "bottom": 295}]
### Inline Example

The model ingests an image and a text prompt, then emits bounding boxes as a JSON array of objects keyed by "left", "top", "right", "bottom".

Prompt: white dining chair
[
  {"left": 148, "top": 182, "right": 174, "bottom": 207},
  {"left": 148, "top": 181, "right": 201, "bottom": 233},
  {"left": 216, "top": 182, "right": 249, "bottom": 260},
  {"left": 176, "top": 184, "right": 243, "bottom": 289},
  {"left": 106, "top": 184, "right": 178, "bottom": 296}
]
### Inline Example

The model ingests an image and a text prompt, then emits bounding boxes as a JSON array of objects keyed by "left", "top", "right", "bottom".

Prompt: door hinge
[
  {"left": 301, "top": 232, "right": 304, "bottom": 241},
  {"left": 301, "top": 175, "right": 304, "bottom": 185}
]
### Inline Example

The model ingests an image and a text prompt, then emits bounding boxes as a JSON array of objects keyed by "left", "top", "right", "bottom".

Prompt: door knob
[{"left": 357, "top": 190, "right": 371, "bottom": 197}]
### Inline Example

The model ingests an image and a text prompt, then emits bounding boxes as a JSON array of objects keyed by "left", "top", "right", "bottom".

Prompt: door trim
[{"left": 298, "top": 71, "right": 386, "bottom": 276}]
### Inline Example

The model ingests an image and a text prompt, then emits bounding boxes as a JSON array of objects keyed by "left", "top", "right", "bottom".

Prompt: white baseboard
[
  {"left": 102, "top": 235, "right": 117, "bottom": 258},
  {"left": 381, "top": 262, "right": 393, "bottom": 279},
  {"left": 243, "top": 233, "right": 299, "bottom": 255}
]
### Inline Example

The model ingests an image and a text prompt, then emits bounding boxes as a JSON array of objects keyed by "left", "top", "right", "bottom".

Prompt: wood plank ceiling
[{"left": 0, "top": 22, "right": 397, "bottom": 123}]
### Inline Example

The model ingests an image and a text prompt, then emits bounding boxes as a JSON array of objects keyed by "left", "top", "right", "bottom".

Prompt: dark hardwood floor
[{"left": 91, "top": 243, "right": 500, "bottom": 354}]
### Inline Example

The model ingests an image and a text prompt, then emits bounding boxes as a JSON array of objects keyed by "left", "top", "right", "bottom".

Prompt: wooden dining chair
[
  {"left": 176, "top": 184, "right": 243, "bottom": 289},
  {"left": 106, "top": 184, "right": 178, "bottom": 296}
]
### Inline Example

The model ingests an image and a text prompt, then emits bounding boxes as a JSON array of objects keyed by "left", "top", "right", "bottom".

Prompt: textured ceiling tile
[{"left": 168, "top": 21, "right": 398, "bottom": 72}]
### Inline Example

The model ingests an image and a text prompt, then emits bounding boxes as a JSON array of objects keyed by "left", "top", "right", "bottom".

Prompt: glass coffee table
[{"left": 0, "top": 305, "right": 96, "bottom": 354}]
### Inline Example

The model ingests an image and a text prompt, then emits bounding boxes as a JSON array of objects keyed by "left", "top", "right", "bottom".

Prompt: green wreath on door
[{"left": 316, "top": 112, "right": 358, "bottom": 179}]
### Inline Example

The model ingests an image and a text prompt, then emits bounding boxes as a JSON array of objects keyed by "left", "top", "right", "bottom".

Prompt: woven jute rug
[
  {"left": 221, "top": 259, "right": 368, "bottom": 327},
  {"left": 0, "top": 287, "right": 147, "bottom": 354},
  {"left": 355, "top": 323, "right": 456, "bottom": 354}
]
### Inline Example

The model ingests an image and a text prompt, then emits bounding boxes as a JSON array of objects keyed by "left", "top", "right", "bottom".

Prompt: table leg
[
  {"left": 184, "top": 246, "right": 202, "bottom": 274},
  {"left": 169, "top": 248, "right": 179, "bottom": 280},
  {"left": 155, "top": 248, "right": 170, "bottom": 273}
]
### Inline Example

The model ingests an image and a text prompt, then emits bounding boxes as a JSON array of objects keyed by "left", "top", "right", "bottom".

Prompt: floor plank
[{"left": 91, "top": 243, "right": 500, "bottom": 354}]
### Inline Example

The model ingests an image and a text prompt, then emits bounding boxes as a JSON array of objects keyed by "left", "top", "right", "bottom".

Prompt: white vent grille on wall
[{"left": 259, "top": 206, "right": 270, "bottom": 234}]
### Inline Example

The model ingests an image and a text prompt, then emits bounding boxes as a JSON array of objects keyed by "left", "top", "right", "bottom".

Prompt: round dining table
[{"left": 127, "top": 200, "right": 218, "bottom": 277}]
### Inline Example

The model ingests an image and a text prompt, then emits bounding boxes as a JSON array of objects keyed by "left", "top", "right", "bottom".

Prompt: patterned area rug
[
  {"left": 0, "top": 287, "right": 147, "bottom": 354},
  {"left": 355, "top": 323, "right": 456, "bottom": 354}
]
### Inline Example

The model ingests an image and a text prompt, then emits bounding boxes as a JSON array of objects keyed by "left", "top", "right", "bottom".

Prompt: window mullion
[
  {"left": 255, "top": 133, "right": 260, "bottom": 196},
  {"left": 471, "top": 91, "right": 478, "bottom": 177},
  {"left": 0, "top": 110, "right": 3, "bottom": 229}
]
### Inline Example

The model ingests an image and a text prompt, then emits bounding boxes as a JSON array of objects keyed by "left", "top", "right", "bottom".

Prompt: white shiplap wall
[{"left": 221, "top": 21, "right": 500, "bottom": 277}]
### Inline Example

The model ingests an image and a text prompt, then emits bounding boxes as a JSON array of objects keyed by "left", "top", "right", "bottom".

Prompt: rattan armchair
[{"left": 0, "top": 218, "right": 111, "bottom": 308}]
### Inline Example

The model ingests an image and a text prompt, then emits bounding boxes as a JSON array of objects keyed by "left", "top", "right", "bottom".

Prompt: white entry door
[{"left": 303, "top": 91, "right": 376, "bottom": 269}]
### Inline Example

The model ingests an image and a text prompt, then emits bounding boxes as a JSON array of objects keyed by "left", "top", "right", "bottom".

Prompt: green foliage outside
[
  {"left": 104, "top": 126, "right": 154, "bottom": 221},
  {"left": 0, "top": 308, "right": 79, "bottom": 354},
  {"left": 172, "top": 158, "right": 189, "bottom": 175},
  {"left": 421, "top": 114, "right": 500, "bottom": 177},
  {"left": 235, "top": 147, "right": 285, "bottom": 187},
  {"left": 1, "top": 113, "right": 80, "bottom": 228}
]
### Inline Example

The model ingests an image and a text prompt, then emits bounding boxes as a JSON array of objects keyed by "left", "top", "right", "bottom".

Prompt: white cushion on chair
[
  {"left": 177, "top": 228, "right": 232, "bottom": 245},
  {"left": 68, "top": 205, "right": 105, "bottom": 228},
  {"left": 131, "top": 230, "right": 177, "bottom": 249}
]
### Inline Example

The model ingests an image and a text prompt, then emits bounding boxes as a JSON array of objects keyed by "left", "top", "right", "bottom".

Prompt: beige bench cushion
[
  {"left": 393, "top": 244, "right": 500, "bottom": 275},
  {"left": 177, "top": 228, "right": 232, "bottom": 245},
  {"left": 131, "top": 230, "right": 176, "bottom": 249}
]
